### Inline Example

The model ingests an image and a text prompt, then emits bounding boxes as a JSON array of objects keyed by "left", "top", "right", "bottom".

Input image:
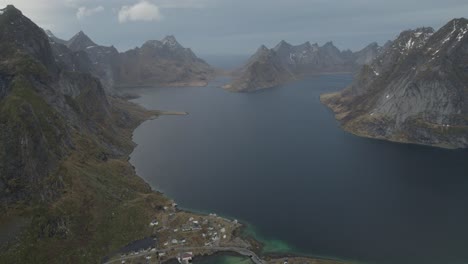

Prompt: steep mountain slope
[
  {"left": 0, "top": 6, "right": 171, "bottom": 263},
  {"left": 321, "top": 19, "right": 468, "bottom": 148},
  {"left": 65, "top": 31, "right": 121, "bottom": 92},
  {"left": 117, "top": 35, "right": 214, "bottom": 87},
  {"left": 0, "top": 5, "right": 72, "bottom": 205},
  {"left": 226, "top": 40, "right": 380, "bottom": 92}
]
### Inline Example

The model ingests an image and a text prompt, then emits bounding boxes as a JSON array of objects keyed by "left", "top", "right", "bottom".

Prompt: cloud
[
  {"left": 156, "top": 0, "right": 213, "bottom": 9},
  {"left": 118, "top": 1, "right": 163, "bottom": 23},
  {"left": 76, "top": 6, "right": 104, "bottom": 19}
]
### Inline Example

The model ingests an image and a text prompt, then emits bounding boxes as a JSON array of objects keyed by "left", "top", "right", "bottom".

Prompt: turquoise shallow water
[
  {"left": 194, "top": 255, "right": 253, "bottom": 264},
  {"left": 130, "top": 75, "right": 468, "bottom": 264}
]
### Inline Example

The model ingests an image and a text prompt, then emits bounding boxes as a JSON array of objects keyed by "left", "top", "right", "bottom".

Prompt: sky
[{"left": 2, "top": 0, "right": 468, "bottom": 56}]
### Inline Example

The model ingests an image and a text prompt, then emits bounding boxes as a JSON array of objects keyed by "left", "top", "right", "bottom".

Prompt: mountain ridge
[
  {"left": 321, "top": 18, "right": 468, "bottom": 148},
  {"left": 225, "top": 40, "right": 381, "bottom": 92},
  {"left": 44, "top": 30, "right": 215, "bottom": 92}
]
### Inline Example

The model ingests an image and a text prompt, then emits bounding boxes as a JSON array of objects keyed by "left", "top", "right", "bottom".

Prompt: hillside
[
  {"left": 0, "top": 5, "right": 172, "bottom": 263},
  {"left": 321, "top": 19, "right": 468, "bottom": 148}
]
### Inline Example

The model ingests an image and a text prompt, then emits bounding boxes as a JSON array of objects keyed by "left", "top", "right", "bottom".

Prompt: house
[{"left": 177, "top": 252, "right": 193, "bottom": 264}]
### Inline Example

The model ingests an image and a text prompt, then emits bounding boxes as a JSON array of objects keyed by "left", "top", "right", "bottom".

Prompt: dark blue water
[
  {"left": 200, "top": 54, "right": 249, "bottom": 71},
  {"left": 129, "top": 75, "right": 468, "bottom": 264}
]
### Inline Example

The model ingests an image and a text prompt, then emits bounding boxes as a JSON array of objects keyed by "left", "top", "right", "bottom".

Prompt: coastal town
[
  {"left": 104, "top": 202, "right": 345, "bottom": 264},
  {"left": 104, "top": 201, "right": 254, "bottom": 264}
]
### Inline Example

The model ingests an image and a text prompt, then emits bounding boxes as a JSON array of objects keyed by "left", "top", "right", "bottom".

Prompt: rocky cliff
[
  {"left": 226, "top": 40, "right": 381, "bottom": 92},
  {"left": 0, "top": 6, "right": 171, "bottom": 263},
  {"left": 321, "top": 19, "right": 468, "bottom": 148}
]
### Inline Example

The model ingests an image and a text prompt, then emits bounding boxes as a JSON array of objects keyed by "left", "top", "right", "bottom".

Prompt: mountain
[
  {"left": 223, "top": 45, "right": 295, "bottom": 92},
  {"left": 117, "top": 35, "right": 214, "bottom": 87},
  {"left": 48, "top": 32, "right": 214, "bottom": 91},
  {"left": 44, "top": 29, "right": 67, "bottom": 45},
  {"left": 225, "top": 40, "right": 381, "bottom": 92},
  {"left": 66, "top": 31, "right": 121, "bottom": 91},
  {"left": 352, "top": 42, "right": 382, "bottom": 65},
  {"left": 66, "top": 30, "right": 97, "bottom": 51},
  {"left": 0, "top": 6, "right": 173, "bottom": 263},
  {"left": 321, "top": 19, "right": 468, "bottom": 148}
]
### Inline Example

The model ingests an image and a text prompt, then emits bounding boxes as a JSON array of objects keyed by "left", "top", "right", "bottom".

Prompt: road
[{"left": 103, "top": 245, "right": 265, "bottom": 264}]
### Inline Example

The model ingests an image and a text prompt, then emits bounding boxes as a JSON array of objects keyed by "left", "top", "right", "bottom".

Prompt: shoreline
[
  {"left": 319, "top": 92, "right": 463, "bottom": 150},
  {"left": 224, "top": 72, "right": 353, "bottom": 93},
  {"left": 113, "top": 89, "right": 353, "bottom": 264}
]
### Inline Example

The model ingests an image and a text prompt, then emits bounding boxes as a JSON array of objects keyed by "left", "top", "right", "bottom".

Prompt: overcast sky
[{"left": 2, "top": 0, "right": 468, "bottom": 55}]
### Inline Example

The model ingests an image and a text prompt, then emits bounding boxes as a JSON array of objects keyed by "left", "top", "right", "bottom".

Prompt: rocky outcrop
[
  {"left": 226, "top": 40, "right": 381, "bottom": 92},
  {"left": 321, "top": 19, "right": 468, "bottom": 148}
]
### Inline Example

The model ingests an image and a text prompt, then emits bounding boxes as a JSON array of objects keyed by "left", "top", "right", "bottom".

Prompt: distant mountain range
[
  {"left": 224, "top": 40, "right": 382, "bottom": 92},
  {"left": 321, "top": 18, "right": 468, "bottom": 148},
  {"left": 47, "top": 30, "right": 214, "bottom": 93}
]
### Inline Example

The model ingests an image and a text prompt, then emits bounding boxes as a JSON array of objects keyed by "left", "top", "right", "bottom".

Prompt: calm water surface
[{"left": 129, "top": 75, "right": 468, "bottom": 264}]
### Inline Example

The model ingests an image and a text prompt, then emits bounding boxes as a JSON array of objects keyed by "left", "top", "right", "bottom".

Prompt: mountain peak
[
  {"left": 0, "top": 5, "right": 57, "bottom": 72},
  {"left": 163, "top": 35, "right": 177, "bottom": 41},
  {"left": 45, "top": 29, "right": 55, "bottom": 38},
  {"left": 323, "top": 41, "right": 336, "bottom": 47},
  {"left": 258, "top": 44, "right": 269, "bottom": 51},
  {"left": 0, "top": 5, "right": 20, "bottom": 15},
  {"left": 273, "top": 40, "right": 292, "bottom": 51},
  {"left": 162, "top": 35, "right": 182, "bottom": 48},
  {"left": 0, "top": 5, "right": 24, "bottom": 22},
  {"left": 367, "top": 42, "right": 379, "bottom": 48},
  {"left": 449, "top": 17, "right": 468, "bottom": 25},
  {"left": 67, "top": 30, "right": 97, "bottom": 51}
]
